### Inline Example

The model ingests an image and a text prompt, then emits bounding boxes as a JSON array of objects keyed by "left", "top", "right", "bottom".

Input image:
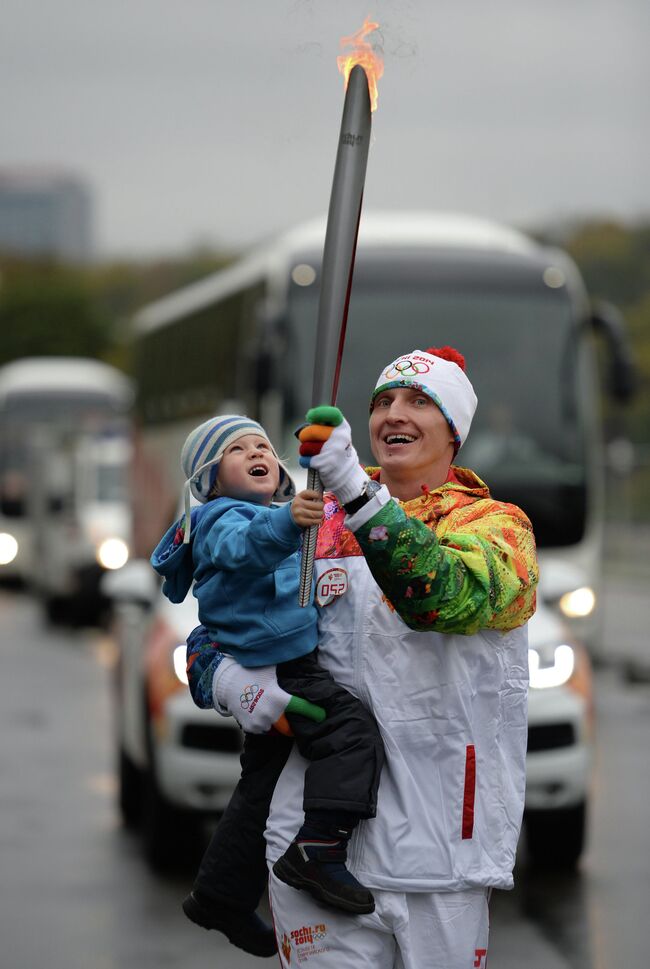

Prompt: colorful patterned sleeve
[
  {"left": 186, "top": 625, "right": 226, "bottom": 709},
  {"left": 354, "top": 498, "right": 538, "bottom": 635}
]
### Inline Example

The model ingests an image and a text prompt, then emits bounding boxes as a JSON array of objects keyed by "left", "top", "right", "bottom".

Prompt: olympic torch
[{"left": 298, "top": 20, "right": 383, "bottom": 607}]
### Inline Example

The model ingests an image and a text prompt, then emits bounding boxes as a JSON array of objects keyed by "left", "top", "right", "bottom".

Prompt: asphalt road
[{"left": 0, "top": 586, "right": 648, "bottom": 969}]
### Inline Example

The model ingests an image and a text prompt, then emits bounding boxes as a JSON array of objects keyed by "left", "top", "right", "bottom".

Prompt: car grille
[
  {"left": 181, "top": 724, "right": 243, "bottom": 753},
  {"left": 527, "top": 722, "right": 575, "bottom": 752}
]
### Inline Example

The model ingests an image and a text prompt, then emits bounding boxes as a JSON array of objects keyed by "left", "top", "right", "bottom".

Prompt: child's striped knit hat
[{"left": 180, "top": 415, "right": 295, "bottom": 543}]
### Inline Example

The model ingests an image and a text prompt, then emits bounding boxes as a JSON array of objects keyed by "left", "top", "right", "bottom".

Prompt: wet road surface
[{"left": 0, "top": 588, "right": 648, "bottom": 969}]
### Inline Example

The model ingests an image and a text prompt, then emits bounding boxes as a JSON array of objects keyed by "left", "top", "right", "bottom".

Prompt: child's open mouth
[{"left": 248, "top": 465, "right": 269, "bottom": 477}]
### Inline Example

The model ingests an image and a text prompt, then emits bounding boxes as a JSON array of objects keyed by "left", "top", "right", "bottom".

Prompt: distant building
[{"left": 0, "top": 168, "right": 93, "bottom": 262}]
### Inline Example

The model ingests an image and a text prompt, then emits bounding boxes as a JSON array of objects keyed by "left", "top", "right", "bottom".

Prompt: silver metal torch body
[{"left": 298, "top": 64, "right": 372, "bottom": 607}]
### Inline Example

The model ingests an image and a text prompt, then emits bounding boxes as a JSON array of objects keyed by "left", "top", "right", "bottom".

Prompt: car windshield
[{"left": 284, "top": 264, "right": 587, "bottom": 547}]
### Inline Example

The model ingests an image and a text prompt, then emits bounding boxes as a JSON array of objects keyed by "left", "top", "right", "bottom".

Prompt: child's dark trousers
[{"left": 192, "top": 649, "right": 384, "bottom": 912}]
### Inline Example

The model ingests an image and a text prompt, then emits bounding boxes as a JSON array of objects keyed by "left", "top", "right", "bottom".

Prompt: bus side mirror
[{"left": 590, "top": 301, "right": 637, "bottom": 402}]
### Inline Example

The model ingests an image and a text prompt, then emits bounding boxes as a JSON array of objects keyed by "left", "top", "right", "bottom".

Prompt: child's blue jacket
[{"left": 150, "top": 498, "right": 318, "bottom": 667}]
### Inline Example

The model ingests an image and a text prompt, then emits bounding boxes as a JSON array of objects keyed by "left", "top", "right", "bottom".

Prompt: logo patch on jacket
[{"left": 288, "top": 923, "right": 330, "bottom": 960}]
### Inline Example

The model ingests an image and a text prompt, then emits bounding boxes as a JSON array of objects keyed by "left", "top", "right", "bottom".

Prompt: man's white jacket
[{"left": 266, "top": 472, "right": 537, "bottom": 892}]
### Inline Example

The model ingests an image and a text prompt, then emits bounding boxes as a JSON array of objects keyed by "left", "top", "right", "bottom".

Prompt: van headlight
[
  {"left": 96, "top": 538, "right": 129, "bottom": 570},
  {"left": 528, "top": 644, "right": 575, "bottom": 689},
  {"left": 559, "top": 586, "right": 596, "bottom": 618},
  {"left": 0, "top": 532, "right": 18, "bottom": 565}
]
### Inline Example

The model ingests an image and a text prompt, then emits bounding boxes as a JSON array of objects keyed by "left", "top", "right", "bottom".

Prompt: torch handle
[{"left": 298, "top": 467, "right": 323, "bottom": 608}]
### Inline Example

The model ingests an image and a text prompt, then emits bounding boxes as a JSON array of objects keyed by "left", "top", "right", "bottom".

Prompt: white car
[
  {"left": 31, "top": 432, "right": 133, "bottom": 625},
  {"left": 525, "top": 600, "right": 593, "bottom": 867},
  {"left": 103, "top": 560, "right": 593, "bottom": 871},
  {"left": 103, "top": 561, "right": 241, "bottom": 870}
]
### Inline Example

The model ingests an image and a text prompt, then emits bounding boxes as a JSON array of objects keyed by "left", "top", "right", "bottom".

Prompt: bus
[
  {"left": 132, "top": 212, "right": 634, "bottom": 658},
  {"left": 0, "top": 357, "right": 133, "bottom": 607}
]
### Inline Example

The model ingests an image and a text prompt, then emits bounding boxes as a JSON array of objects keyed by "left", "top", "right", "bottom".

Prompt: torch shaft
[
  {"left": 299, "top": 64, "right": 372, "bottom": 607},
  {"left": 311, "top": 64, "right": 372, "bottom": 407}
]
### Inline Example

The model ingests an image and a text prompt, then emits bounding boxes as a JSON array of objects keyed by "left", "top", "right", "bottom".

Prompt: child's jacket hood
[{"left": 150, "top": 507, "right": 202, "bottom": 604}]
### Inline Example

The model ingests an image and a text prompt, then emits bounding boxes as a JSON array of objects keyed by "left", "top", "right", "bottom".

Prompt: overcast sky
[{"left": 3, "top": 0, "right": 648, "bottom": 256}]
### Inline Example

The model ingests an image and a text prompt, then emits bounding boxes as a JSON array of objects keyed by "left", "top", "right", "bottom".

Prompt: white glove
[
  {"left": 309, "top": 418, "right": 369, "bottom": 505},
  {"left": 213, "top": 658, "right": 292, "bottom": 733},
  {"left": 212, "top": 656, "right": 325, "bottom": 735}
]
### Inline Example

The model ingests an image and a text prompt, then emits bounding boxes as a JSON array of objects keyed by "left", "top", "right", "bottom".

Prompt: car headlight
[
  {"left": 528, "top": 643, "right": 575, "bottom": 689},
  {"left": 173, "top": 644, "right": 189, "bottom": 685},
  {"left": 96, "top": 538, "right": 129, "bottom": 570},
  {"left": 559, "top": 586, "right": 596, "bottom": 619},
  {"left": 0, "top": 532, "right": 18, "bottom": 565}
]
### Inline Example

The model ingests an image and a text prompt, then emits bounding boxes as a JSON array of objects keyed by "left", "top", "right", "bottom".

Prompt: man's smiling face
[
  {"left": 215, "top": 434, "right": 280, "bottom": 504},
  {"left": 369, "top": 387, "right": 455, "bottom": 478}
]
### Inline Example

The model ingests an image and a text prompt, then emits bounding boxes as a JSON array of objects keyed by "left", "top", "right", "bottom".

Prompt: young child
[{"left": 150, "top": 415, "right": 384, "bottom": 957}]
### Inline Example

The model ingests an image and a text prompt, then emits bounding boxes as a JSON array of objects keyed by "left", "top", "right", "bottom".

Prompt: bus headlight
[
  {"left": 0, "top": 532, "right": 18, "bottom": 565},
  {"left": 528, "top": 644, "right": 575, "bottom": 689},
  {"left": 173, "top": 644, "right": 189, "bottom": 685},
  {"left": 96, "top": 538, "right": 129, "bottom": 571},
  {"left": 559, "top": 586, "right": 596, "bottom": 619}
]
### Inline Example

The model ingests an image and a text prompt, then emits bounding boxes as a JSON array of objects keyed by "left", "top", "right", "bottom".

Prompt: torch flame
[{"left": 337, "top": 18, "right": 384, "bottom": 112}]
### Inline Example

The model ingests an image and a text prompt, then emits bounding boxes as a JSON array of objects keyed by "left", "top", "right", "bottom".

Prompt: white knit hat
[
  {"left": 180, "top": 415, "right": 295, "bottom": 543},
  {"left": 370, "top": 347, "right": 477, "bottom": 454}
]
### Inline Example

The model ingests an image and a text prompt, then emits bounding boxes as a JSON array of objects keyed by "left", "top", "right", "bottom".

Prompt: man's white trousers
[{"left": 269, "top": 872, "right": 490, "bottom": 969}]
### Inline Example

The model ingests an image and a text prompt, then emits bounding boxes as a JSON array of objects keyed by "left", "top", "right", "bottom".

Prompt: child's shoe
[
  {"left": 182, "top": 891, "right": 277, "bottom": 957},
  {"left": 272, "top": 837, "right": 375, "bottom": 915}
]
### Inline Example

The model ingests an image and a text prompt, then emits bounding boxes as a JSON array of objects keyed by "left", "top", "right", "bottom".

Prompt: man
[{"left": 195, "top": 346, "right": 538, "bottom": 968}]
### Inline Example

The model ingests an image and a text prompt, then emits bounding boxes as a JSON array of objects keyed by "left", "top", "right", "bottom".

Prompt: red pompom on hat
[{"left": 425, "top": 346, "right": 466, "bottom": 372}]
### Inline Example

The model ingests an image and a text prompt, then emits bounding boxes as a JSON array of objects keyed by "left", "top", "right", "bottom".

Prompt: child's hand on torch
[{"left": 291, "top": 489, "right": 325, "bottom": 529}]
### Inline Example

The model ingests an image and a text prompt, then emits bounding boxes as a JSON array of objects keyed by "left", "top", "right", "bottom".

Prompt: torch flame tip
[{"left": 337, "top": 17, "right": 383, "bottom": 112}]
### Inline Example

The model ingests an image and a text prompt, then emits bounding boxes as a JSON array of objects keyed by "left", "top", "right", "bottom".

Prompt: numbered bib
[{"left": 315, "top": 567, "right": 348, "bottom": 607}]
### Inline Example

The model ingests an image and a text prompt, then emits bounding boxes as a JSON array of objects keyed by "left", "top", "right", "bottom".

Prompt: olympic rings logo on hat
[
  {"left": 240, "top": 684, "right": 259, "bottom": 709},
  {"left": 384, "top": 358, "right": 431, "bottom": 379}
]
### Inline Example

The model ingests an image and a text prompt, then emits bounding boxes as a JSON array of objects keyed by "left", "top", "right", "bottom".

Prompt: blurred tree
[
  {"left": 623, "top": 292, "right": 650, "bottom": 443},
  {"left": 564, "top": 221, "right": 650, "bottom": 306},
  {"left": 0, "top": 266, "right": 113, "bottom": 365},
  {"left": 0, "top": 246, "right": 234, "bottom": 373}
]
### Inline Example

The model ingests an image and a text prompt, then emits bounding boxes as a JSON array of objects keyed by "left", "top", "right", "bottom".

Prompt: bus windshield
[
  {"left": 0, "top": 393, "right": 129, "bottom": 517},
  {"left": 2, "top": 391, "right": 125, "bottom": 423},
  {"left": 286, "top": 274, "right": 586, "bottom": 547}
]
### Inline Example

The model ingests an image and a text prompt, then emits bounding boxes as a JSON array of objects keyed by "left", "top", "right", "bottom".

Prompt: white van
[
  {"left": 0, "top": 357, "right": 133, "bottom": 588},
  {"left": 30, "top": 430, "right": 132, "bottom": 624}
]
